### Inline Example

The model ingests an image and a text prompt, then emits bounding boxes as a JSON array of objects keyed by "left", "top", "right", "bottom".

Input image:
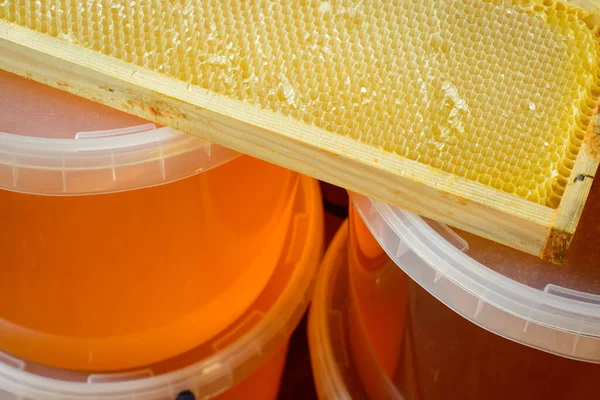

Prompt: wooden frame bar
[{"left": 0, "top": 19, "right": 598, "bottom": 263}]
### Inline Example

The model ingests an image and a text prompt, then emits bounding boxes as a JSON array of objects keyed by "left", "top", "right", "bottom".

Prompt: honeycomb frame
[{"left": 1, "top": 0, "right": 600, "bottom": 263}]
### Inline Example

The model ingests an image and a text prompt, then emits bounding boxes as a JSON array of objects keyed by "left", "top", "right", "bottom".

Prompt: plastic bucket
[
  {"left": 309, "top": 179, "right": 600, "bottom": 399},
  {"left": 0, "top": 174, "right": 323, "bottom": 400},
  {"left": 0, "top": 71, "right": 298, "bottom": 371}
]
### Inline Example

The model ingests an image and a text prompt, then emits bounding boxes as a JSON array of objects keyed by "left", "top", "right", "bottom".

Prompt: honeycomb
[{"left": 2, "top": 0, "right": 600, "bottom": 207}]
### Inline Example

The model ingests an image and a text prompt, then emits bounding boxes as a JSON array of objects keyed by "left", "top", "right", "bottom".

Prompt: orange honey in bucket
[{"left": 0, "top": 72, "right": 298, "bottom": 371}]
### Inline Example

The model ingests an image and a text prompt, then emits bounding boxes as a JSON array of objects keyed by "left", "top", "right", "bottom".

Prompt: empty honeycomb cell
[{"left": 1, "top": 0, "right": 599, "bottom": 207}]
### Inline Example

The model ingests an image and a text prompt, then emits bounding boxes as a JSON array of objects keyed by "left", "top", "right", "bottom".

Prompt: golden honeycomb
[{"left": 2, "top": 0, "right": 599, "bottom": 207}]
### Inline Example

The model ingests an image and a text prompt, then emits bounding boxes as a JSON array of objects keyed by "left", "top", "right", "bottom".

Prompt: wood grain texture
[
  {"left": 0, "top": 19, "right": 593, "bottom": 262},
  {"left": 544, "top": 108, "right": 600, "bottom": 262}
]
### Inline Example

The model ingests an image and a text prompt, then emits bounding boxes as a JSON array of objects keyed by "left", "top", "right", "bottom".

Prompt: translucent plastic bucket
[
  {"left": 0, "top": 71, "right": 298, "bottom": 371},
  {"left": 0, "top": 174, "right": 323, "bottom": 400},
  {"left": 309, "top": 185, "right": 600, "bottom": 399}
]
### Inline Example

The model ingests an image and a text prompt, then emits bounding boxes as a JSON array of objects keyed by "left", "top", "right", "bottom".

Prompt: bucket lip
[
  {"left": 309, "top": 220, "right": 354, "bottom": 400},
  {"left": 0, "top": 176, "right": 323, "bottom": 400},
  {"left": 352, "top": 194, "right": 600, "bottom": 363},
  {"left": 0, "top": 124, "right": 239, "bottom": 195}
]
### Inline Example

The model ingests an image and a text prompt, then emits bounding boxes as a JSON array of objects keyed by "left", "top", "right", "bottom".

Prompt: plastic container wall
[
  {"left": 0, "top": 175, "right": 323, "bottom": 400},
  {"left": 309, "top": 221, "right": 366, "bottom": 400}
]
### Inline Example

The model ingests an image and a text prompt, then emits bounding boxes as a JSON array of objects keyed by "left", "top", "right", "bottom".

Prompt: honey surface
[{"left": 2, "top": 0, "right": 600, "bottom": 206}]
